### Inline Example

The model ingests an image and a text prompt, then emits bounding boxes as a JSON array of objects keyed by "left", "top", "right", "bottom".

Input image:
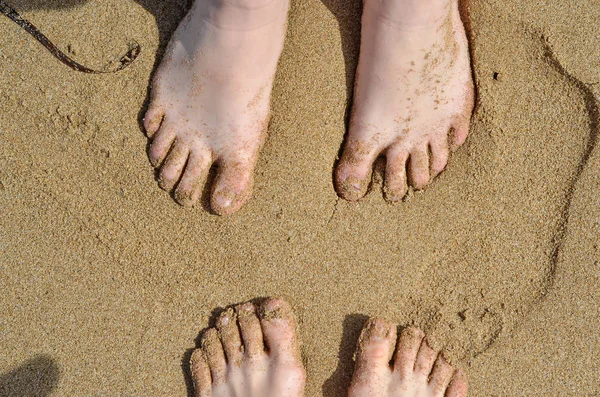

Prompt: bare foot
[
  {"left": 144, "top": 0, "right": 289, "bottom": 215},
  {"left": 336, "top": 0, "right": 475, "bottom": 202},
  {"left": 349, "top": 319, "right": 468, "bottom": 397},
  {"left": 190, "top": 299, "right": 306, "bottom": 397}
]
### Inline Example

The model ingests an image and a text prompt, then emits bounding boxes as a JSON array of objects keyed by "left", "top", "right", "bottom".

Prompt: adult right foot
[
  {"left": 349, "top": 319, "right": 468, "bottom": 397},
  {"left": 190, "top": 298, "right": 306, "bottom": 397},
  {"left": 144, "top": 0, "right": 289, "bottom": 215}
]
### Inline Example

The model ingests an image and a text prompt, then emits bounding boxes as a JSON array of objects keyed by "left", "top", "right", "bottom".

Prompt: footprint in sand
[{"left": 403, "top": 9, "right": 600, "bottom": 362}]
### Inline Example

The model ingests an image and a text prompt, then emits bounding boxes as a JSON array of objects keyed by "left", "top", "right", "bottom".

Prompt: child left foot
[{"left": 336, "top": 0, "right": 475, "bottom": 202}]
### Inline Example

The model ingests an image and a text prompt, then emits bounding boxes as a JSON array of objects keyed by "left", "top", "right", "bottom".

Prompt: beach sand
[{"left": 1, "top": 0, "right": 599, "bottom": 395}]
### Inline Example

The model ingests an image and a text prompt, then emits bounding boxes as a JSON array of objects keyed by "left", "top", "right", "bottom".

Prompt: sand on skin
[{"left": 0, "top": 0, "right": 599, "bottom": 396}]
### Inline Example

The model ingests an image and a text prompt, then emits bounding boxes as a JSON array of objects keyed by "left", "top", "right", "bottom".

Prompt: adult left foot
[
  {"left": 336, "top": 0, "right": 475, "bottom": 202},
  {"left": 348, "top": 318, "right": 468, "bottom": 397},
  {"left": 190, "top": 298, "right": 306, "bottom": 397}
]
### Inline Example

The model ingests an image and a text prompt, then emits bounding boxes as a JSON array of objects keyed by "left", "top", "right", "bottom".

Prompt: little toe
[
  {"left": 259, "top": 298, "right": 302, "bottom": 363},
  {"left": 143, "top": 103, "right": 165, "bottom": 138},
  {"left": 445, "top": 370, "right": 468, "bottom": 397},
  {"left": 211, "top": 157, "right": 255, "bottom": 216},
  {"left": 430, "top": 139, "right": 450, "bottom": 178},
  {"left": 393, "top": 326, "right": 425, "bottom": 378},
  {"left": 408, "top": 145, "right": 431, "bottom": 190},
  {"left": 235, "top": 302, "right": 265, "bottom": 359},
  {"left": 216, "top": 308, "right": 244, "bottom": 367},
  {"left": 149, "top": 125, "right": 176, "bottom": 168},
  {"left": 174, "top": 150, "right": 212, "bottom": 207},
  {"left": 449, "top": 117, "right": 470, "bottom": 150},
  {"left": 429, "top": 355, "right": 454, "bottom": 396},
  {"left": 190, "top": 349, "right": 212, "bottom": 397},
  {"left": 158, "top": 141, "right": 190, "bottom": 191},
  {"left": 384, "top": 148, "right": 409, "bottom": 203},
  {"left": 414, "top": 338, "right": 437, "bottom": 379},
  {"left": 201, "top": 328, "right": 227, "bottom": 385},
  {"left": 335, "top": 139, "right": 380, "bottom": 202}
]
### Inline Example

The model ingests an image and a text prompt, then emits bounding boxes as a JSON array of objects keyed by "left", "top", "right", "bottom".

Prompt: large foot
[
  {"left": 349, "top": 319, "right": 468, "bottom": 397},
  {"left": 190, "top": 299, "right": 306, "bottom": 397},
  {"left": 336, "top": 0, "right": 475, "bottom": 202},
  {"left": 144, "top": 0, "right": 289, "bottom": 215}
]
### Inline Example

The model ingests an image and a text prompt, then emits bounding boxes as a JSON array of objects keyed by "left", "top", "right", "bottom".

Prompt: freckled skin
[
  {"left": 143, "top": 0, "right": 289, "bottom": 215},
  {"left": 336, "top": 0, "right": 475, "bottom": 202}
]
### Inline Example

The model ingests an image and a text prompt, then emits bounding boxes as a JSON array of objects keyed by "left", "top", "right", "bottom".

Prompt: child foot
[
  {"left": 190, "top": 299, "right": 306, "bottom": 397},
  {"left": 144, "top": 0, "right": 289, "bottom": 215},
  {"left": 336, "top": 0, "right": 475, "bottom": 202},
  {"left": 349, "top": 319, "right": 468, "bottom": 397}
]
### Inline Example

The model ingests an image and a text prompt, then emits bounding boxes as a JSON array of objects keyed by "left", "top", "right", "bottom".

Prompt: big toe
[
  {"left": 350, "top": 318, "right": 396, "bottom": 393},
  {"left": 335, "top": 139, "right": 379, "bottom": 201},
  {"left": 259, "top": 298, "right": 302, "bottom": 363},
  {"left": 211, "top": 156, "right": 256, "bottom": 216}
]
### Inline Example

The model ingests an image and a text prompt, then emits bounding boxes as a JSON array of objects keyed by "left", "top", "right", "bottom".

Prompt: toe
[
  {"left": 393, "top": 326, "right": 425, "bottom": 378},
  {"left": 201, "top": 328, "right": 227, "bottom": 385},
  {"left": 235, "top": 302, "right": 265, "bottom": 359},
  {"left": 449, "top": 117, "right": 470, "bottom": 150},
  {"left": 430, "top": 139, "right": 450, "bottom": 178},
  {"left": 149, "top": 125, "right": 176, "bottom": 168},
  {"left": 211, "top": 157, "right": 256, "bottom": 216},
  {"left": 408, "top": 145, "right": 431, "bottom": 190},
  {"left": 144, "top": 102, "right": 165, "bottom": 138},
  {"left": 429, "top": 355, "right": 454, "bottom": 396},
  {"left": 216, "top": 308, "right": 244, "bottom": 367},
  {"left": 158, "top": 140, "right": 190, "bottom": 191},
  {"left": 335, "top": 139, "right": 380, "bottom": 202},
  {"left": 414, "top": 338, "right": 437, "bottom": 379},
  {"left": 445, "top": 370, "right": 468, "bottom": 397},
  {"left": 355, "top": 318, "right": 396, "bottom": 375},
  {"left": 190, "top": 349, "right": 212, "bottom": 397},
  {"left": 174, "top": 150, "right": 212, "bottom": 207},
  {"left": 259, "top": 298, "right": 302, "bottom": 362},
  {"left": 383, "top": 148, "right": 409, "bottom": 203}
]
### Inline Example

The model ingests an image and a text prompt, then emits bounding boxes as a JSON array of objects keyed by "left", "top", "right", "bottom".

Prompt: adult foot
[
  {"left": 335, "top": 0, "right": 475, "bottom": 202},
  {"left": 349, "top": 319, "right": 468, "bottom": 397},
  {"left": 144, "top": 0, "right": 289, "bottom": 215},
  {"left": 190, "top": 298, "right": 306, "bottom": 397}
]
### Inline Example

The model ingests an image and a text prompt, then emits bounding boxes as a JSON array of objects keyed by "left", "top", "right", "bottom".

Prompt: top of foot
[
  {"left": 143, "top": 0, "right": 289, "bottom": 215},
  {"left": 349, "top": 318, "right": 468, "bottom": 397},
  {"left": 336, "top": 0, "right": 475, "bottom": 202},
  {"left": 190, "top": 298, "right": 306, "bottom": 397}
]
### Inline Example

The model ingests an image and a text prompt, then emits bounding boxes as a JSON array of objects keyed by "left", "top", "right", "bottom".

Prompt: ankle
[
  {"left": 364, "top": 0, "right": 454, "bottom": 28},
  {"left": 198, "top": 0, "right": 289, "bottom": 30}
]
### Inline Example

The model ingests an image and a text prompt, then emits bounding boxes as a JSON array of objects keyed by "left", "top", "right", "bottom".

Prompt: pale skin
[
  {"left": 190, "top": 298, "right": 468, "bottom": 397},
  {"left": 144, "top": 0, "right": 474, "bottom": 213}
]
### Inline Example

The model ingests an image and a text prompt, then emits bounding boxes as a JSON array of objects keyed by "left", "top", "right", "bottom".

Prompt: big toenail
[{"left": 213, "top": 189, "right": 235, "bottom": 209}]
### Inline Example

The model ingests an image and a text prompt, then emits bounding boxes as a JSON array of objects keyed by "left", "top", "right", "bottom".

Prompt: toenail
[
  {"left": 366, "top": 318, "right": 392, "bottom": 340},
  {"left": 260, "top": 300, "right": 285, "bottom": 320},
  {"left": 236, "top": 303, "right": 255, "bottom": 317},
  {"left": 218, "top": 314, "right": 231, "bottom": 326},
  {"left": 213, "top": 189, "right": 236, "bottom": 209}
]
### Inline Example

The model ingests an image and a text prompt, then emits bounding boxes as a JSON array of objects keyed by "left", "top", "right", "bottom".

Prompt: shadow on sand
[{"left": 0, "top": 355, "right": 60, "bottom": 397}]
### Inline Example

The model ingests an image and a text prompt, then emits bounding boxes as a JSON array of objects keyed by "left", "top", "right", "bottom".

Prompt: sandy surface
[{"left": 1, "top": 0, "right": 599, "bottom": 396}]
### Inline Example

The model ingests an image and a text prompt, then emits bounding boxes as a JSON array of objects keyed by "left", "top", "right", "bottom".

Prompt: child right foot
[
  {"left": 349, "top": 319, "right": 468, "bottom": 397},
  {"left": 144, "top": 0, "right": 289, "bottom": 215}
]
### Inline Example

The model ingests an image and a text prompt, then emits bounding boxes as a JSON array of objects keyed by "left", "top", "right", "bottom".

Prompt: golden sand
[{"left": 0, "top": 0, "right": 599, "bottom": 395}]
